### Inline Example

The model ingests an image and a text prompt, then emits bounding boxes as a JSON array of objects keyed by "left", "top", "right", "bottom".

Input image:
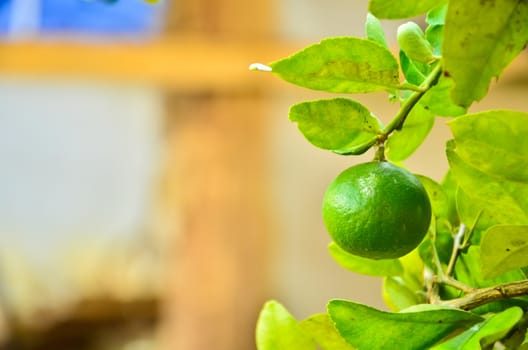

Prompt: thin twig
[
  {"left": 446, "top": 224, "right": 466, "bottom": 277},
  {"left": 433, "top": 275, "right": 475, "bottom": 294}
]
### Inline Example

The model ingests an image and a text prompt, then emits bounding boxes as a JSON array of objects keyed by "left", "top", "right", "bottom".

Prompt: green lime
[{"left": 322, "top": 161, "right": 431, "bottom": 259}]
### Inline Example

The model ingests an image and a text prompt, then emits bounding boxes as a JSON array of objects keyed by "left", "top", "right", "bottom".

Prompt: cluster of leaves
[{"left": 253, "top": 0, "right": 528, "bottom": 349}]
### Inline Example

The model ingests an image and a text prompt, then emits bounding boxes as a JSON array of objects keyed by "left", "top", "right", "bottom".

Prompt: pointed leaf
[
  {"left": 449, "top": 110, "right": 528, "bottom": 182},
  {"left": 369, "top": 0, "right": 446, "bottom": 19},
  {"left": 481, "top": 225, "right": 528, "bottom": 279},
  {"left": 256, "top": 300, "right": 316, "bottom": 350},
  {"left": 328, "top": 300, "right": 482, "bottom": 350},
  {"left": 299, "top": 314, "right": 355, "bottom": 350},
  {"left": 270, "top": 37, "right": 400, "bottom": 93},
  {"left": 443, "top": 0, "right": 528, "bottom": 107},
  {"left": 432, "top": 307, "right": 523, "bottom": 349},
  {"left": 329, "top": 242, "right": 403, "bottom": 277},
  {"left": 366, "top": 13, "right": 388, "bottom": 48},
  {"left": 289, "top": 98, "right": 381, "bottom": 153},
  {"left": 386, "top": 101, "right": 434, "bottom": 161}
]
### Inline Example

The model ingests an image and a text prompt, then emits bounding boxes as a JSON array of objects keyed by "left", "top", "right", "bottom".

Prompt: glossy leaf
[
  {"left": 289, "top": 98, "right": 381, "bottom": 154},
  {"left": 366, "top": 13, "right": 388, "bottom": 48},
  {"left": 399, "top": 50, "right": 426, "bottom": 86},
  {"left": 328, "top": 242, "right": 403, "bottom": 277},
  {"left": 432, "top": 307, "right": 523, "bottom": 349},
  {"left": 449, "top": 110, "right": 528, "bottom": 182},
  {"left": 443, "top": 0, "right": 528, "bottom": 107},
  {"left": 299, "top": 314, "right": 355, "bottom": 350},
  {"left": 270, "top": 37, "right": 400, "bottom": 93},
  {"left": 386, "top": 101, "right": 434, "bottom": 161},
  {"left": 369, "top": 0, "right": 446, "bottom": 19},
  {"left": 481, "top": 225, "right": 528, "bottom": 279},
  {"left": 328, "top": 300, "right": 482, "bottom": 350},
  {"left": 256, "top": 300, "right": 316, "bottom": 350}
]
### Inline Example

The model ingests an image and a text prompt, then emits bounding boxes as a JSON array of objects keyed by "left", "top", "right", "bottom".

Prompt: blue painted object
[{"left": 0, "top": 0, "right": 165, "bottom": 37}]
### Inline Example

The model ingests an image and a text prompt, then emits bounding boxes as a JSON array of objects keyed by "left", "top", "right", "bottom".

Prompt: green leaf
[
  {"left": 441, "top": 170, "right": 459, "bottom": 225},
  {"left": 397, "top": 22, "right": 435, "bottom": 63},
  {"left": 270, "top": 37, "right": 400, "bottom": 93},
  {"left": 419, "top": 76, "right": 467, "bottom": 117},
  {"left": 383, "top": 250, "right": 426, "bottom": 311},
  {"left": 256, "top": 300, "right": 316, "bottom": 350},
  {"left": 383, "top": 277, "right": 423, "bottom": 311},
  {"left": 399, "top": 50, "right": 426, "bottom": 86},
  {"left": 453, "top": 246, "right": 528, "bottom": 313},
  {"left": 424, "top": 4, "right": 446, "bottom": 56},
  {"left": 386, "top": 101, "right": 434, "bottom": 161},
  {"left": 425, "top": 24, "right": 444, "bottom": 56},
  {"left": 299, "top": 314, "right": 355, "bottom": 350},
  {"left": 419, "top": 229, "right": 453, "bottom": 270},
  {"left": 328, "top": 242, "right": 403, "bottom": 277},
  {"left": 416, "top": 175, "right": 450, "bottom": 219},
  {"left": 455, "top": 246, "right": 528, "bottom": 288},
  {"left": 366, "top": 13, "right": 388, "bottom": 48},
  {"left": 289, "top": 98, "right": 381, "bottom": 154},
  {"left": 426, "top": 4, "right": 447, "bottom": 26},
  {"left": 328, "top": 300, "right": 482, "bottom": 350},
  {"left": 369, "top": 0, "right": 446, "bottom": 19},
  {"left": 481, "top": 225, "right": 528, "bottom": 279},
  {"left": 432, "top": 307, "right": 523, "bottom": 349},
  {"left": 443, "top": 0, "right": 528, "bottom": 107},
  {"left": 448, "top": 110, "right": 528, "bottom": 182},
  {"left": 447, "top": 148, "right": 528, "bottom": 227}
]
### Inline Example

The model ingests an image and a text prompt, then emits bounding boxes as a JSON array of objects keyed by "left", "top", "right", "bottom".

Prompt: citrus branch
[
  {"left": 438, "top": 280, "right": 528, "bottom": 311},
  {"left": 380, "top": 62, "right": 442, "bottom": 140}
]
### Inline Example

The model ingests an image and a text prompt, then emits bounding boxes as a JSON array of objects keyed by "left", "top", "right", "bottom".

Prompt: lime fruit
[{"left": 322, "top": 161, "right": 431, "bottom": 259}]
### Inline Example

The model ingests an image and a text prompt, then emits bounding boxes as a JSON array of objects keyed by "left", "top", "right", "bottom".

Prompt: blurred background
[{"left": 0, "top": 0, "right": 525, "bottom": 349}]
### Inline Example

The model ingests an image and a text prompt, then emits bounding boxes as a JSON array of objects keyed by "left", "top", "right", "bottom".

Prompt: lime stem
[{"left": 381, "top": 62, "right": 442, "bottom": 138}]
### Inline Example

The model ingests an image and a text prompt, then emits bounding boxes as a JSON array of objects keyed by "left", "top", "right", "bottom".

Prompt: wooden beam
[
  {"left": 0, "top": 37, "right": 297, "bottom": 92},
  {"left": 159, "top": 95, "right": 273, "bottom": 350}
]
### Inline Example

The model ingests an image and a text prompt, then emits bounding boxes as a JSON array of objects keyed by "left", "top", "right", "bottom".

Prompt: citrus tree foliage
[{"left": 252, "top": 0, "right": 528, "bottom": 348}]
